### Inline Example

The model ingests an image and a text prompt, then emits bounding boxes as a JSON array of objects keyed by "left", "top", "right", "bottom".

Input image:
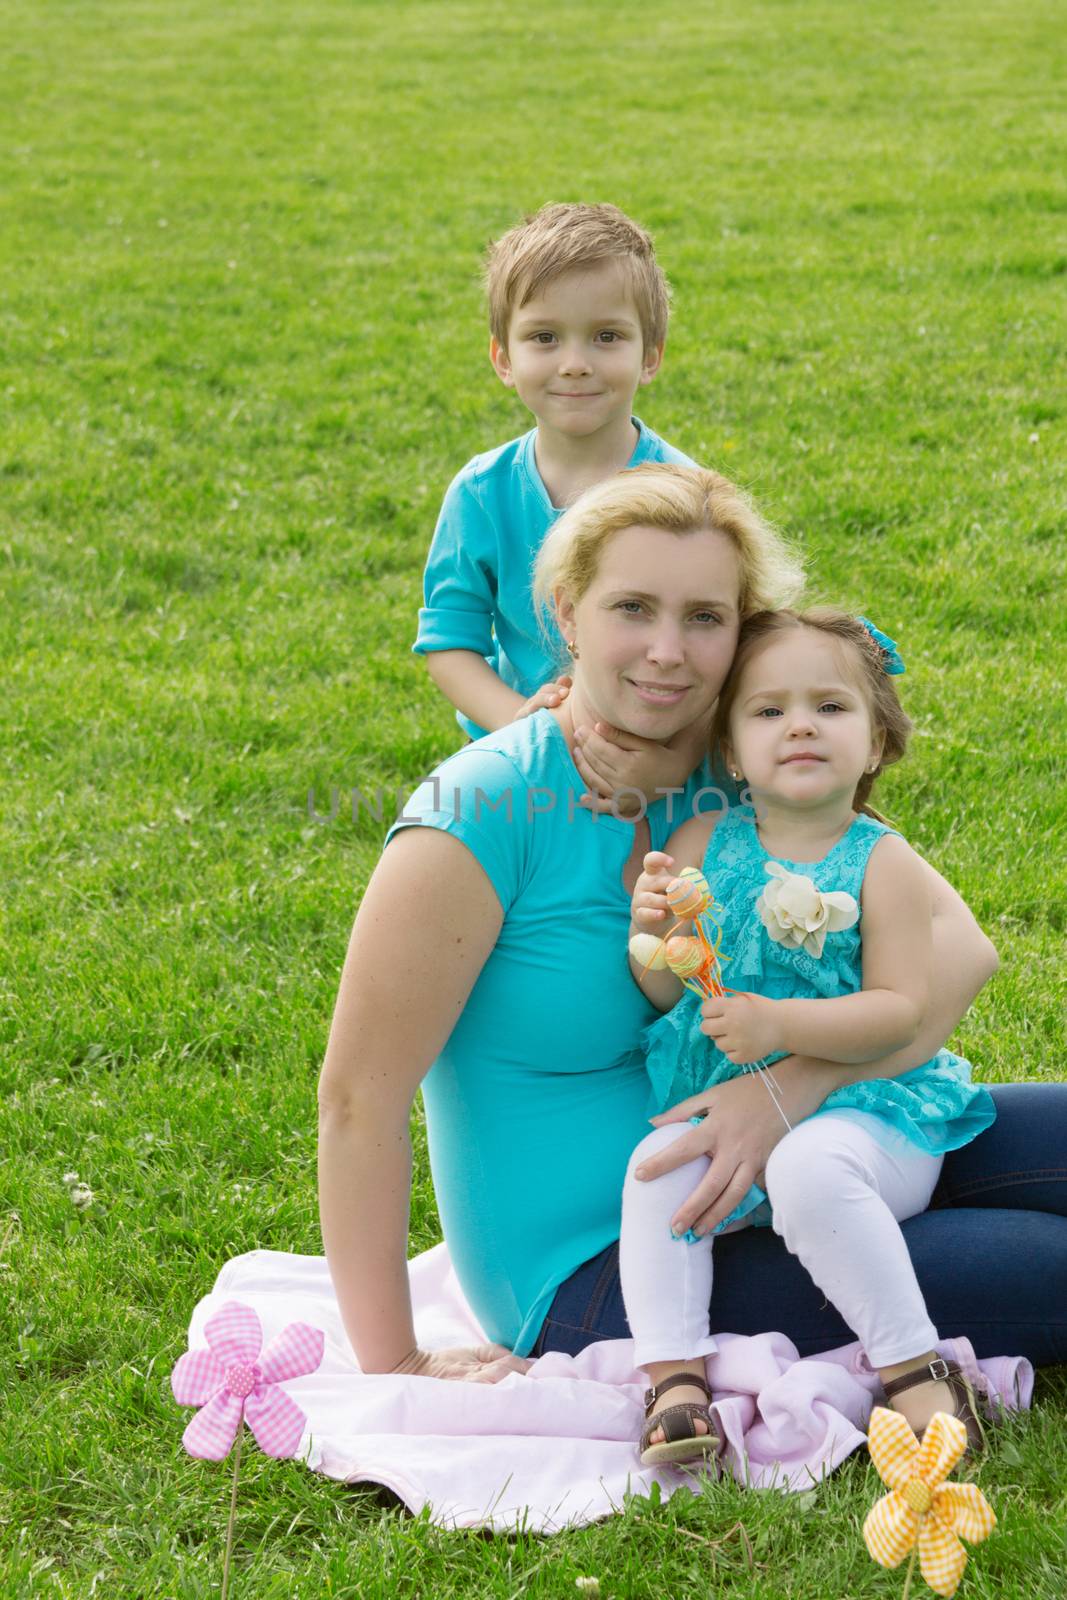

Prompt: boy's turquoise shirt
[{"left": 414, "top": 419, "right": 697, "bottom": 739}]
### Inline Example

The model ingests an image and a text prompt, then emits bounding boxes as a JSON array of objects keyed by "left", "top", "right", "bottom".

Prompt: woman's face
[{"left": 557, "top": 524, "right": 742, "bottom": 742}]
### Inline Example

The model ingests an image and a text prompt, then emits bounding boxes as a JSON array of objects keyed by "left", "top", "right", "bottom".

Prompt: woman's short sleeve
[{"left": 385, "top": 746, "right": 528, "bottom": 915}]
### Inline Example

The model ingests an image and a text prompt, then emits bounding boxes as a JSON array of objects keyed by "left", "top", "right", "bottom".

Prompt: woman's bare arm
[{"left": 317, "top": 824, "right": 527, "bottom": 1378}]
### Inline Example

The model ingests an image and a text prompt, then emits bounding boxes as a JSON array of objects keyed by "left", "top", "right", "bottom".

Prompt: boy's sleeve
[{"left": 414, "top": 470, "right": 497, "bottom": 657}]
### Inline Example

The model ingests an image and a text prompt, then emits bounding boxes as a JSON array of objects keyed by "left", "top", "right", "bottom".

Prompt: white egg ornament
[{"left": 628, "top": 933, "right": 668, "bottom": 972}]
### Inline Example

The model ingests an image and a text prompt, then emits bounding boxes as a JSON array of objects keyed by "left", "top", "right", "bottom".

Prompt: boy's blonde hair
[
  {"left": 710, "top": 608, "right": 913, "bottom": 818},
  {"left": 485, "top": 203, "right": 670, "bottom": 353},
  {"left": 533, "top": 463, "right": 805, "bottom": 643}
]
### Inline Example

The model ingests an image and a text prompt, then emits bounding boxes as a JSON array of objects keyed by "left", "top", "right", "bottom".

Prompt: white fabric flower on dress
[{"left": 757, "top": 862, "right": 859, "bottom": 958}]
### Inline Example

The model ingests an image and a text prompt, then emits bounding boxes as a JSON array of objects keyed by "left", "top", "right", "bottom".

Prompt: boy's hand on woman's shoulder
[{"left": 512, "top": 674, "right": 572, "bottom": 720}]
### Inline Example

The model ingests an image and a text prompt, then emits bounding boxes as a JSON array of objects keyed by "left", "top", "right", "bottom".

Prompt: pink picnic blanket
[{"left": 187, "top": 1244, "right": 1032, "bottom": 1533}]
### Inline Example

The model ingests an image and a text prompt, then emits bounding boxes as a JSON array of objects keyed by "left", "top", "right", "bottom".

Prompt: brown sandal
[
  {"left": 881, "top": 1357, "right": 986, "bottom": 1454},
  {"left": 638, "top": 1373, "right": 722, "bottom": 1468}
]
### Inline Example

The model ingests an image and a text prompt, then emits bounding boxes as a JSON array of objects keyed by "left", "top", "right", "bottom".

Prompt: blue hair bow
[{"left": 857, "top": 617, "right": 905, "bottom": 675}]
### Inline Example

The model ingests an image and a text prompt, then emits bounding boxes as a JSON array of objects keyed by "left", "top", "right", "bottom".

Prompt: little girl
[{"left": 622, "top": 609, "right": 996, "bottom": 1468}]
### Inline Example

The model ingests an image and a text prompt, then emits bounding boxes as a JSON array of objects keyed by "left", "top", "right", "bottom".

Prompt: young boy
[{"left": 415, "top": 202, "right": 709, "bottom": 802}]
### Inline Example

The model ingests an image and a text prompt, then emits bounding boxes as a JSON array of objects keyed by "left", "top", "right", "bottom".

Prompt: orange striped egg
[
  {"left": 666, "top": 867, "right": 711, "bottom": 918},
  {"left": 664, "top": 935, "right": 705, "bottom": 980}
]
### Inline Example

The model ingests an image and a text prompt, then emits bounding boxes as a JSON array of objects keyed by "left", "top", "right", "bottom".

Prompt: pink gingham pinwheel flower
[{"left": 172, "top": 1301, "right": 324, "bottom": 1460}]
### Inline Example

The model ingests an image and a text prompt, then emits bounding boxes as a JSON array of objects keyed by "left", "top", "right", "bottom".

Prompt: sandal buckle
[{"left": 927, "top": 1358, "right": 950, "bottom": 1382}]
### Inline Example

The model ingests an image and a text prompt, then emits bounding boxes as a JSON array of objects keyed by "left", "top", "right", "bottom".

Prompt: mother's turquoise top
[{"left": 386, "top": 711, "right": 735, "bottom": 1354}]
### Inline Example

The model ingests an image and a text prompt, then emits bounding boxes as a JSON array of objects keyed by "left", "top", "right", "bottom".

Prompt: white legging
[{"left": 620, "top": 1112, "right": 943, "bottom": 1370}]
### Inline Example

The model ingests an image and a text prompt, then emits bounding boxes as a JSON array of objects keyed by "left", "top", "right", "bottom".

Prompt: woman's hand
[
  {"left": 636, "top": 1072, "right": 797, "bottom": 1237},
  {"left": 513, "top": 674, "right": 572, "bottom": 720},
  {"left": 390, "top": 1343, "right": 533, "bottom": 1382}
]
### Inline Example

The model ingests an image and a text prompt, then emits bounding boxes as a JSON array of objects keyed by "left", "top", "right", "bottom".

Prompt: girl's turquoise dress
[{"left": 643, "top": 808, "right": 997, "bottom": 1235}]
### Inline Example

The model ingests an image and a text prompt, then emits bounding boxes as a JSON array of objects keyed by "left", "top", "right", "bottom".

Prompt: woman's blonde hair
[
  {"left": 533, "top": 463, "right": 805, "bottom": 645},
  {"left": 710, "top": 608, "right": 913, "bottom": 819}
]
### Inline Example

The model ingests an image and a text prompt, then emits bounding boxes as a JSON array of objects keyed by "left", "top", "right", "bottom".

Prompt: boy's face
[{"left": 490, "top": 260, "right": 662, "bottom": 442}]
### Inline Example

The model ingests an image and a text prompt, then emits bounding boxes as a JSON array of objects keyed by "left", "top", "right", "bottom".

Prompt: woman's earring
[{"left": 566, "top": 638, "right": 580, "bottom": 661}]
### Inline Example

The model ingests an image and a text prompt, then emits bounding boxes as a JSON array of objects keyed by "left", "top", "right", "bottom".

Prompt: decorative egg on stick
[
  {"left": 629, "top": 868, "right": 715, "bottom": 983},
  {"left": 628, "top": 932, "right": 669, "bottom": 972},
  {"left": 628, "top": 863, "right": 791, "bottom": 1129},
  {"left": 664, "top": 935, "right": 707, "bottom": 982},
  {"left": 629, "top": 871, "right": 725, "bottom": 999},
  {"left": 665, "top": 867, "right": 712, "bottom": 921}
]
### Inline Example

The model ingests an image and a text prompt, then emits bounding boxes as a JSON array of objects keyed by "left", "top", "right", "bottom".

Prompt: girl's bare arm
[{"left": 766, "top": 851, "right": 999, "bottom": 1076}]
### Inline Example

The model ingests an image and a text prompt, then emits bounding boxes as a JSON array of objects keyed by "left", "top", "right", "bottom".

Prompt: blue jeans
[{"left": 533, "top": 1082, "right": 1067, "bottom": 1366}]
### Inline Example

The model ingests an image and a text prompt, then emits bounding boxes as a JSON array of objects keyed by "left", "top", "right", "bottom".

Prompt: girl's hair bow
[{"left": 858, "top": 616, "right": 906, "bottom": 675}]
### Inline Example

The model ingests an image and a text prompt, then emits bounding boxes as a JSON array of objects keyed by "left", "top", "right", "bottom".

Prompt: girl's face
[
  {"left": 727, "top": 629, "right": 884, "bottom": 809},
  {"left": 556, "top": 524, "right": 742, "bottom": 742}
]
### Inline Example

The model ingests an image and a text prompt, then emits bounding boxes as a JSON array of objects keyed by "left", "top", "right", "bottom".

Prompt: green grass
[{"left": 2, "top": 0, "right": 1065, "bottom": 1594}]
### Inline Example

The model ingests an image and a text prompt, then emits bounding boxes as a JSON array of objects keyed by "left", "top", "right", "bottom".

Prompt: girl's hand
[
  {"left": 573, "top": 722, "right": 693, "bottom": 814},
  {"left": 513, "top": 674, "right": 573, "bottom": 720},
  {"left": 390, "top": 1343, "right": 532, "bottom": 1382},
  {"left": 701, "top": 993, "right": 785, "bottom": 1064},
  {"left": 636, "top": 1073, "right": 794, "bottom": 1237},
  {"left": 631, "top": 850, "right": 676, "bottom": 927}
]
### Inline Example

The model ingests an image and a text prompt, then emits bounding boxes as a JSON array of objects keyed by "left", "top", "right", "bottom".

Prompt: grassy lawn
[{"left": 2, "top": 0, "right": 1064, "bottom": 1594}]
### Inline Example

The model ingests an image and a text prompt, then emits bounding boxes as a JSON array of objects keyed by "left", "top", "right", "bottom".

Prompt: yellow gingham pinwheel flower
[{"left": 863, "top": 1408, "right": 995, "bottom": 1598}]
